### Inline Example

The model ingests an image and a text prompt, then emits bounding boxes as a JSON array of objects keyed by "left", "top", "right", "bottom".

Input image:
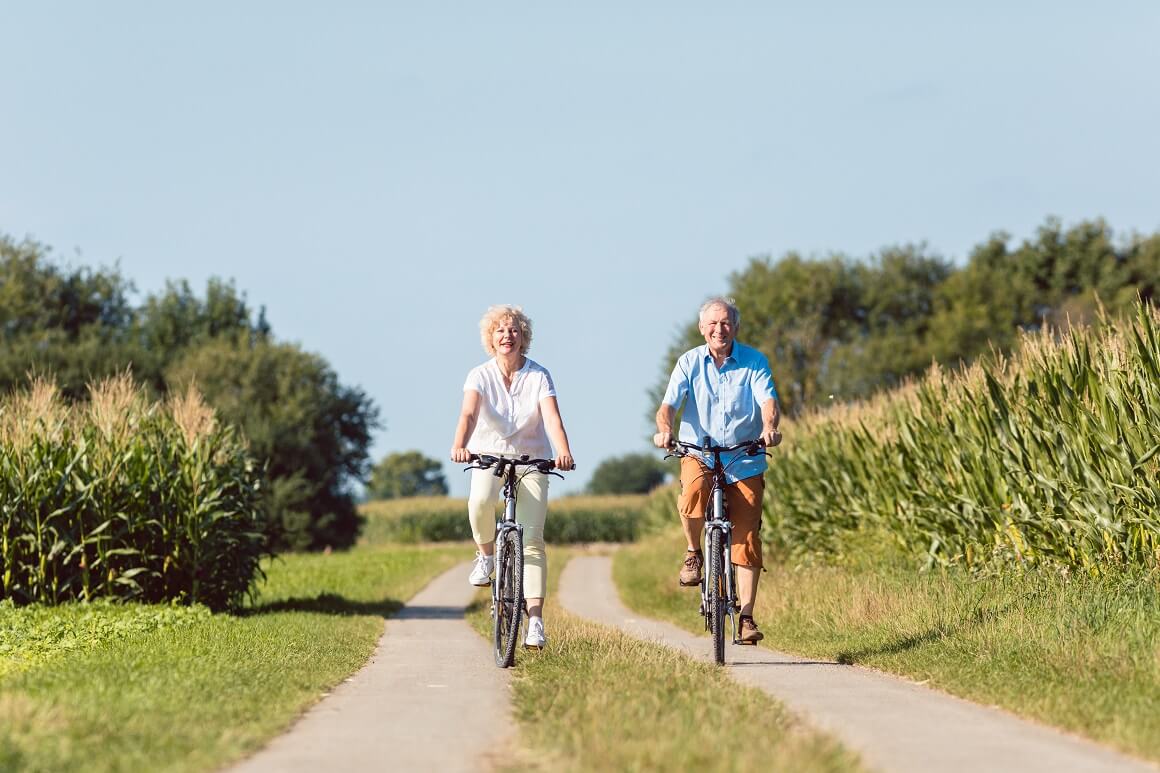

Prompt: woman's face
[{"left": 492, "top": 317, "right": 522, "bottom": 356}]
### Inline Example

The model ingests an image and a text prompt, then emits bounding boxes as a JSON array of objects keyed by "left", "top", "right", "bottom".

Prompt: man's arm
[
  {"left": 654, "top": 403, "right": 676, "bottom": 449},
  {"left": 760, "top": 398, "right": 782, "bottom": 448}
]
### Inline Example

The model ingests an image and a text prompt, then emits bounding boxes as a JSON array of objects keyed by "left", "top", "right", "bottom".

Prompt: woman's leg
[
  {"left": 467, "top": 467, "right": 503, "bottom": 554},
  {"left": 466, "top": 468, "right": 503, "bottom": 586},
  {"left": 516, "top": 471, "right": 550, "bottom": 616}
]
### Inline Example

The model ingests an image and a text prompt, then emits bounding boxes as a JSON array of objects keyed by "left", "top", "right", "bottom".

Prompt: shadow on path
[
  {"left": 244, "top": 593, "right": 404, "bottom": 618},
  {"left": 396, "top": 604, "right": 465, "bottom": 620}
]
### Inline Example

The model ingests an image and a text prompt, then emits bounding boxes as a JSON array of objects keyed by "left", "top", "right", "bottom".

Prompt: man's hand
[
  {"left": 450, "top": 447, "right": 473, "bottom": 463},
  {"left": 653, "top": 431, "right": 673, "bottom": 449},
  {"left": 761, "top": 428, "right": 782, "bottom": 448}
]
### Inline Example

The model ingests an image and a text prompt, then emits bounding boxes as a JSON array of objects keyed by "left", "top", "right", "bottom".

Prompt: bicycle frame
[
  {"left": 465, "top": 453, "right": 563, "bottom": 667},
  {"left": 668, "top": 436, "right": 766, "bottom": 662},
  {"left": 705, "top": 477, "right": 739, "bottom": 645}
]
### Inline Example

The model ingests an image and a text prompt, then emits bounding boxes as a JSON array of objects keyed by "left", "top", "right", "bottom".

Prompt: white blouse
[{"left": 463, "top": 358, "right": 557, "bottom": 459}]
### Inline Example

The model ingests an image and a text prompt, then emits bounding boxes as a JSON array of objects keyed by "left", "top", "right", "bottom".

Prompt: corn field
[
  {"left": 0, "top": 375, "right": 268, "bottom": 610},
  {"left": 359, "top": 494, "right": 649, "bottom": 544},
  {"left": 765, "top": 301, "right": 1160, "bottom": 572}
]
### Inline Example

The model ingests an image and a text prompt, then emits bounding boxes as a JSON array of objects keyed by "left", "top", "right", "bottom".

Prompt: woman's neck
[{"left": 496, "top": 353, "right": 525, "bottom": 378}]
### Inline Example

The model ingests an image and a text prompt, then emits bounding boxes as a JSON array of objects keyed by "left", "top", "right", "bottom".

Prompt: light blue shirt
[{"left": 661, "top": 341, "right": 778, "bottom": 483}]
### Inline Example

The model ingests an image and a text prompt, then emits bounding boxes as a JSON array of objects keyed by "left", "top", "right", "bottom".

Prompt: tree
[
  {"left": 1, "top": 230, "right": 381, "bottom": 552},
  {"left": 368, "top": 451, "right": 449, "bottom": 500},
  {"left": 587, "top": 452, "right": 669, "bottom": 495},
  {"left": 165, "top": 338, "right": 380, "bottom": 551},
  {"left": 0, "top": 235, "right": 144, "bottom": 399}
]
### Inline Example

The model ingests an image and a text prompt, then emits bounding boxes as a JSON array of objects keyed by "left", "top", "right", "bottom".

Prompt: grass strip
[
  {"left": 616, "top": 530, "right": 1160, "bottom": 762},
  {"left": 466, "top": 549, "right": 865, "bottom": 772},
  {"left": 0, "top": 543, "right": 462, "bottom": 772}
]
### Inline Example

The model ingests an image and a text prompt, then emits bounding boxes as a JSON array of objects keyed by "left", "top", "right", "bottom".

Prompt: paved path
[
  {"left": 230, "top": 563, "right": 508, "bottom": 773},
  {"left": 558, "top": 555, "right": 1157, "bottom": 773}
]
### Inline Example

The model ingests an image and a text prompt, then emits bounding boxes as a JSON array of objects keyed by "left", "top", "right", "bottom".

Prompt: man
[{"left": 653, "top": 297, "right": 781, "bottom": 643}]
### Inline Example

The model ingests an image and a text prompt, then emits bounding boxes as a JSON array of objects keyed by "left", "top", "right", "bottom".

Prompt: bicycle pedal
[{"left": 523, "top": 643, "right": 545, "bottom": 651}]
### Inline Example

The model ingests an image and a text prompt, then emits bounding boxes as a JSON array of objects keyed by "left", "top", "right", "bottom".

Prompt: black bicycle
[
  {"left": 465, "top": 454, "right": 564, "bottom": 668},
  {"left": 666, "top": 436, "right": 767, "bottom": 665}
]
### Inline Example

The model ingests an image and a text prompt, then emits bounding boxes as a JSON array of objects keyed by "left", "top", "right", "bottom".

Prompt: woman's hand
[
  {"left": 554, "top": 453, "right": 575, "bottom": 471},
  {"left": 450, "top": 447, "right": 473, "bottom": 464}
]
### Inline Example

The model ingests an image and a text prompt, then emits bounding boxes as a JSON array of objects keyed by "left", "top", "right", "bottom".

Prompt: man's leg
[
  {"left": 677, "top": 456, "right": 711, "bottom": 586},
  {"left": 726, "top": 474, "right": 766, "bottom": 641},
  {"left": 736, "top": 564, "right": 760, "bottom": 616},
  {"left": 681, "top": 514, "right": 704, "bottom": 553}
]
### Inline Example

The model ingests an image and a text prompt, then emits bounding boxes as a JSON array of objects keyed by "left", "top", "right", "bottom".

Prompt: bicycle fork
[
  {"left": 701, "top": 488, "right": 738, "bottom": 642},
  {"left": 490, "top": 499, "right": 523, "bottom": 620}
]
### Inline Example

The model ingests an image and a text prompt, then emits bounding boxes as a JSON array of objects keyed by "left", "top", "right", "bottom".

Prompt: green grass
[
  {"left": 465, "top": 549, "right": 865, "bottom": 772},
  {"left": 616, "top": 530, "right": 1160, "bottom": 762},
  {"left": 0, "top": 543, "right": 462, "bottom": 772}
]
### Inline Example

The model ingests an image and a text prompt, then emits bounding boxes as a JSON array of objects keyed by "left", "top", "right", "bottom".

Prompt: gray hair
[{"left": 699, "top": 296, "right": 740, "bottom": 328}]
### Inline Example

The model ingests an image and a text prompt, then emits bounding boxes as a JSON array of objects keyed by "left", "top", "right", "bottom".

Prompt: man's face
[{"left": 699, "top": 304, "right": 735, "bottom": 355}]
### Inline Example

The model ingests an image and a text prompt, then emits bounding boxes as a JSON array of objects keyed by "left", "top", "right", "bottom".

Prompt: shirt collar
[{"left": 700, "top": 342, "right": 738, "bottom": 367}]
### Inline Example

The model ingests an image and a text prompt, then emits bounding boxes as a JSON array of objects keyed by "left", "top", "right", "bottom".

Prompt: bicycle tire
[
  {"left": 493, "top": 529, "right": 524, "bottom": 668},
  {"left": 707, "top": 528, "right": 726, "bottom": 665}
]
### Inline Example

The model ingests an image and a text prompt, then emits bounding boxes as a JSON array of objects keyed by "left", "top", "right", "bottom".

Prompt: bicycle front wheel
[
  {"left": 707, "top": 527, "right": 726, "bottom": 665},
  {"left": 493, "top": 529, "right": 524, "bottom": 668}
]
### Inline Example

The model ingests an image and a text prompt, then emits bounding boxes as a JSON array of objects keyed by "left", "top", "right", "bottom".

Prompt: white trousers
[{"left": 468, "top": 467, "right": 549, "bottom": 599}]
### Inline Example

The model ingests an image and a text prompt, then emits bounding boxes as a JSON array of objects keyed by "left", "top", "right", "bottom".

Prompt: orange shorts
[{"left": 677, "top": 456, "right": 764, "bottom": 568}]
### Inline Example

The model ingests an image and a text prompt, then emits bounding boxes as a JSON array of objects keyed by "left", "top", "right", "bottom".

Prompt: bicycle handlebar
[
  {"left": 465, "top": 454, "right": 574, "bottom": 476},
  {"left": 667, "top": 438, "right": 766, "bottom": 458}
]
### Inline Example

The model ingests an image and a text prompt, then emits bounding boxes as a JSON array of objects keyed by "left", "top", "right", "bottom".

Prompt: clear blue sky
[{"left": 3, "top": 3, "right": 1158, "bottom": 496}]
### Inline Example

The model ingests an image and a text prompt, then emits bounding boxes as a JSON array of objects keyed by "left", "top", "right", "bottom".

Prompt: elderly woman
[{"left": 450, "top": 304, "right": 575, "bottom": 650}]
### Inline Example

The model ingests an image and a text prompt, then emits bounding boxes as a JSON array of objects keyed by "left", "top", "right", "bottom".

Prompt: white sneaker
[
  {"left": 468, "top": 552, "right": 494, "bottom": 586},
  {"left": 524, "top": 617, "right": 547, "bottom": 649}
]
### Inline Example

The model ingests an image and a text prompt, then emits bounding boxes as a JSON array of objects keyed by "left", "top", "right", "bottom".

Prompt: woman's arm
[
  {"left": 539, "top": 396, "right": 575, "bottom": 470},
  {"left": 450, "top": 390, "right": 482, "bottom": 463}
]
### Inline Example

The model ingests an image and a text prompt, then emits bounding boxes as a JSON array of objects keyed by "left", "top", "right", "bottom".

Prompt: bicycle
[
  {"left": 665, "top": 436, "right": 768, "bottom": 665},
  {"left": 465, "top": 453, "right": 565, "bottom": 668}
]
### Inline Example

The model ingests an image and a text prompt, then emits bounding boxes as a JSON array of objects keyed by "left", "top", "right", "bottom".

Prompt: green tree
[
  {"left": 368, "top": 451, "right": 449, "bottom": 500},
  {"left": 0, "top": 235, "right": 145, "bottom": 398},
  {"left": 165, "top": 338, "right": 380, "bottom": 551},
  {"left": 587, "top": 452, "right": 669, "bottom": 495},
  {"left": 1, "top": 230, "right": 382, "bottom": 552}
]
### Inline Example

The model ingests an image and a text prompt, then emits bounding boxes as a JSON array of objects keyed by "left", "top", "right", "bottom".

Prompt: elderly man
[{"left": 653, "top": 296, "right": 781, "bottom": 643}]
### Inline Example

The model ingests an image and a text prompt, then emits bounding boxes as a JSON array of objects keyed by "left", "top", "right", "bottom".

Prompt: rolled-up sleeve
[
  {"left": 662, "top": 355, "right": 691, "bottom": 408},
  {"left": 750, "top": 354, "right": 777, "bottom": 403}
]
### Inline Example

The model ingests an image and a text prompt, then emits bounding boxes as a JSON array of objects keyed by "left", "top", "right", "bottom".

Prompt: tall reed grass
[
  {"left": 0, "top": 374, "right": 267, "bottom": 609},
  {"left": 765, "top": 301, "right": 1160, "bottom": 572}
]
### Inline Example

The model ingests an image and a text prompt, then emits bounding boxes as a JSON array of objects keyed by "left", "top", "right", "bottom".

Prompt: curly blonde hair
[{"left": 479, "top": 305, "right": 533, "bottom": 356}]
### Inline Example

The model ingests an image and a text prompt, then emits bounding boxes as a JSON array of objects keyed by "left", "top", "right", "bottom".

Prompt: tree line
[
  {"left": 0, "top": 234, "right": 378, "bottom": 550},
  {"left": 656, "top": 217, "right": 1159, "bottom": 417},
  {"left": 378, "top": 217, "right": 1160, "bottom": 500}
]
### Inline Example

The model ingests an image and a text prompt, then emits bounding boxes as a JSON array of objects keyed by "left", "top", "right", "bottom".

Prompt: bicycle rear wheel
[
  {"left": 493, "top": 529, "right": 524, "bottom": 668},
  {"left": 707, "top": 528, "right": 726, "bottom": 665}
]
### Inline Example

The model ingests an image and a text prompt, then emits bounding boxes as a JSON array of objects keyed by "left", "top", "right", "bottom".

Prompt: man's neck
[{"left": 708, "top": 342, "right": 734, "bottom": 367}]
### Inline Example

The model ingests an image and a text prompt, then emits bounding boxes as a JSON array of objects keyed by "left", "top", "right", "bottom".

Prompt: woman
[{"left": 450, "top": 304, "right": 575, "bottom": 650}]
